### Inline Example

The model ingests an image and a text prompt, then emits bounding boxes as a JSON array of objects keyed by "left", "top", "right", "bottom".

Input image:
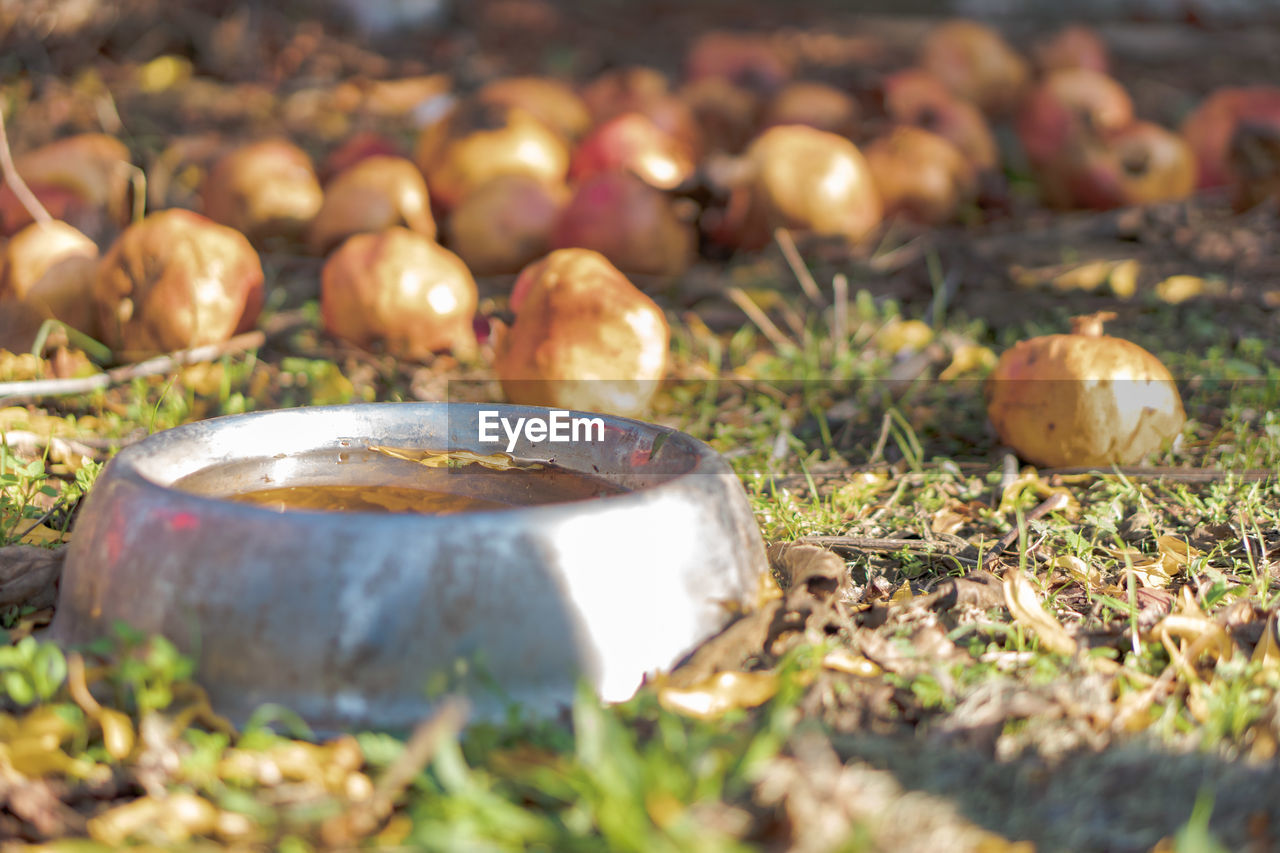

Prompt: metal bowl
[{"left": 51, "top": 403, "right": 767, "bottom": 731}]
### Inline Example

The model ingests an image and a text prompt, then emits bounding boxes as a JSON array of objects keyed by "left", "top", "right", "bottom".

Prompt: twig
[
  {"left": 0, "top": 330, "right": 266, "bottom": 403},
  {"left": 725, "top": 286, "right": 795, "bottom": 351},
  {"left": 324, "top": 698, "right": 468, "bottom": 843},
  {"left": 0, "top": 104, "right": 51, "bottom": 225},
  {"left": 799, "top": 533, "right": 977, "bottom": 565},
  {"left": 773, "top": 228, "right": 825, "bottom": 306},
  {"left": 981, "top": 492, "right": 1070, "bottom": 569},
  {"left": 867, "top": 411, "right": 892, "bottom": 465}
]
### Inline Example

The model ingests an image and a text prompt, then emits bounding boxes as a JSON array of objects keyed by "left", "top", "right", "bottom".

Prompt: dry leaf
[
  {"left": 939, "top": 344, "right": 997, "bottom": 380},
  {"left": 658, "top": 670, "right": 779, "bottom": 720},
  {"left": 1003, "top": 569, "right": 1077, "bottom": 656},
  {"left": 1250, "top": 613, "right": 1280, "bottom": 677},
  {"left": 368, "top": 445, "right": 542, "bottom": 471},
  {"left": 998, "top": 471, "right": 1078, "bottom": 518},
  {"left": 821, "top": 648, "right": 882, "bottom": 677},
  {"left": 1154, "top": 274, "right": 1204, "bottom": 304},
  {"left": 1048, "top": 554, "right": 1098, "bottom": 588}
]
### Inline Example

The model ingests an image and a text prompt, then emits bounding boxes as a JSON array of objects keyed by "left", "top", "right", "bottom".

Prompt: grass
[{"left": 2, "top": 243, "right": 1278, "bottom": 850}]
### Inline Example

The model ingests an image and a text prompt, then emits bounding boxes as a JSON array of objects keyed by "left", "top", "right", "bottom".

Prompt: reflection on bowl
[{"left": 52, "top": 403, "right": 767, "bottom": 731}]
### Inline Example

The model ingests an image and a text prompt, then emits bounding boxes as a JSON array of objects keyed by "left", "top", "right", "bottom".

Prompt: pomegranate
[
  {"left": 864, "top": 127, "right": 976, "bottom": 225},
  {"left": 447, "top": 174, "right": 566, "bottom": 276},
  {"left": 413, "top": 99, "right": 569, "bottom": 212},
  {"left": 495, "top": 248, "right": 669, "bottom": 416},
  {"left": 321, "top": 228, "right": 477, "bottom": 358},
  {"left": 986, "top": 312, "right": 1184, "bottom": 467},
  {"left": 920, "top": 19, "right": 1030, "bottom": 116},
  {"left": 308, "top": 156, "right": 435, "bottom": 255},
  {"left": 552, "top": 171, "right": 695, "bottom": 277},
  {"left": 94, "top": 209, "right": 263, "bottom": 355},
  {"left": 569, "top": 112, "right": 697, "bottom": 191},
  {"left": 202, "top": 138, "right": 324, "bottom": 242}
]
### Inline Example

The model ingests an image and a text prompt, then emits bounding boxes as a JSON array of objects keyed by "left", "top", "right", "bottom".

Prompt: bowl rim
[{"left": 102, "top": 401, "right": 735, "bottom": 523}]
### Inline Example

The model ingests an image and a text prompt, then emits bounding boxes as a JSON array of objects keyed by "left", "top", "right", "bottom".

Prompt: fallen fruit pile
[{"left": 3, "top": 18, "right": 1269, "bottom": 464}]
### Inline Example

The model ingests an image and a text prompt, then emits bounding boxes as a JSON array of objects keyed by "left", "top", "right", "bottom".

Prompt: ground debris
[
  {"left": 754, "top": 732, "right": 1033, "bottom": 853},
  {"left": 0, "top": 545, "right": 64, "bottom": 611}
]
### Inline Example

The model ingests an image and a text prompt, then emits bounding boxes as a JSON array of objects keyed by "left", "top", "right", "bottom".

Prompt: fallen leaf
[
  {"left": 939, "top": 344, "right": 997, "bottom": 380},
  {"left": 1250, "top": 613, "right": 1280, "bottom": 678},
  {"left": 1003, "top": 569, "right": 1077, "bottom": 656},
  {"left": 658, "top": 670, "right": 778, "bottom": 720},
  {"left": 368, "top": 445, "right": 542, "bottom": 471}
]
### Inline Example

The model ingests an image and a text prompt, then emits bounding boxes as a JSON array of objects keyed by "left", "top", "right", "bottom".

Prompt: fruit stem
[{"left": 1069, "top": 310, "right": 1116, "bottom": 337}]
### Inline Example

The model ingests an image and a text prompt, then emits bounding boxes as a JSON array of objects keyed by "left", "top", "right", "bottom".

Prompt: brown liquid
[
  {"left": 229, "top": 484, "right": 514, "bottom": 515},
  {"left": 175, "top": 448, "right": 627, "bottom": 514}
]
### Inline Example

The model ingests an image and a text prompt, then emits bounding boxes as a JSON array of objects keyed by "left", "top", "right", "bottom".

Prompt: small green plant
[{"left": 0, "top": 635, "right": 68, "bottom": 705}]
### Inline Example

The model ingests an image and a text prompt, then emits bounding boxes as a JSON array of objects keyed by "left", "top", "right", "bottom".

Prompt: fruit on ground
[
  {"left": 321, "top": 227, "right": 477, "bottom": 358},
  {"left": 1061, "top": 120, "right": 1196, "bottom": 210},
  {"left": 569, "top": 112, "right": 697, "bottom": 191},
  {"left": 920, "top": 19, "right": 1030, "bottom": 116},
  {"left": 0, "top": 220, "right": 99, "bottom": 334},
  {"left": 475, "top": 76, "right": 592, "bottom": 142},
  {"left": 712, "top": 124, "right": 882, "bottom": 250},
  {"left": 552, "top": 171, "right": 695, "bottom": 277},
  {"left": 94, "top": 209, "right": 264, "bottom": 355},
  {"left": 882, "top": 68, "right": 999, "bottom": 171},
  {"left": 0, "top": 133, "right": 133, "bottom": 237},
  {"left": 414, "top": 100, "right": 569, "bottom": 212},
  {"left": 202, "top": 138, "right": 324, "bottom": 242},
  {"left": 308, "top": 155, "right": 436, "bottom": 254},
  {"left": 1032, "top": 24, "right": 1109, "bottom": 74},
  {"left": 985, "top": 312, "right": 1185, "bottom": 467},
  {"left": 496, "top": 248, "right": 669, "bottom": 416},
  {"left": 447, "top": 174, "right": 566, "bottom": 275},
  {"left": 760, "top": 81, "right": 859, "bottom": 138},
  {"left": 864, "top": 126, "right": 976, "bottom": 224}
]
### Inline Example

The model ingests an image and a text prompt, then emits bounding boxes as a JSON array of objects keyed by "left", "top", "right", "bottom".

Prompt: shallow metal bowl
[{"left": 51, "top": 403, "right": 767, "bottom": 731}]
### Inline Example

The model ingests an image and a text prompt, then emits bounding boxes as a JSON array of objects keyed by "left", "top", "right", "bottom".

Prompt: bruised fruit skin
[
  {"left": 0, "top": 134, "right": 133, "bottom": 236},
  {"left": 760, "top": 81, "right": 859, "bottom": 138},
  {"left": 496, "top": 248, "right": 669, "bottom": 416},
  {"left": 1063, "top": 121, "right": 1197, "bottom": 210},
  {"left": 447, "top": 174, "right": 566, "bottom": 275},
  {"left": 1181, "top": 87, "right": 1280, "bottom": 188},
  {"left": 920, "top": 19, "right": 1030, "bottom": 116},
  {"left": 319, "top": 132, "right": 403, "bottom": 183},
  {"left": 0, "top": 220, "right": 99, "bottom": 334},
  {"left": 1032, "top": 25, "right": 1109, "bottom": 75},
  {"left": 717, "top": 125, "right": 882, "bottom": 250},
  {"left": 985, "top": 312, "right": 1185, "bottom": 468},
  {"left": 308, "top": 156, "right": 435, "bottom": 255},
  {"left": 321, "top": 227, "right": 477, "bottom": 359},
  {"left": 685, "top": 30, "right": 792, "bottom": 93},
  {"left": 569, "top": 113, "right": 697, "bottom": 191},
  {"left": 1180, "top": 86, "right": 1280, "bottom": 206},
  {"left": 679, "top": 77, "right": 761, "bottom": 154},
  {"left": 202, "top": 138, "right": 324, "bottom": 242},
  {"left": 414, "top": 100, "right": 570, "bottom": 212},
  {"left": 1017, "top": 68, "right": 1134, "bottom": 171},
  {"left": 476, "top": 76, "right": 592, "bottom": 142},
  {"left": 864, "top": 126, "right": 976, "bottom": 225},
  {"left": 94, "top": 209, "right": 264, "bottom": 355},
  {"left": 883, "top": 69, "right": 999, "bottom": 171},
  {"left": 579, "top": 67, "right": 704, "bottom": 157},
  {"left": 552, "top": 171, "right": 695, "bottom": 277}
]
